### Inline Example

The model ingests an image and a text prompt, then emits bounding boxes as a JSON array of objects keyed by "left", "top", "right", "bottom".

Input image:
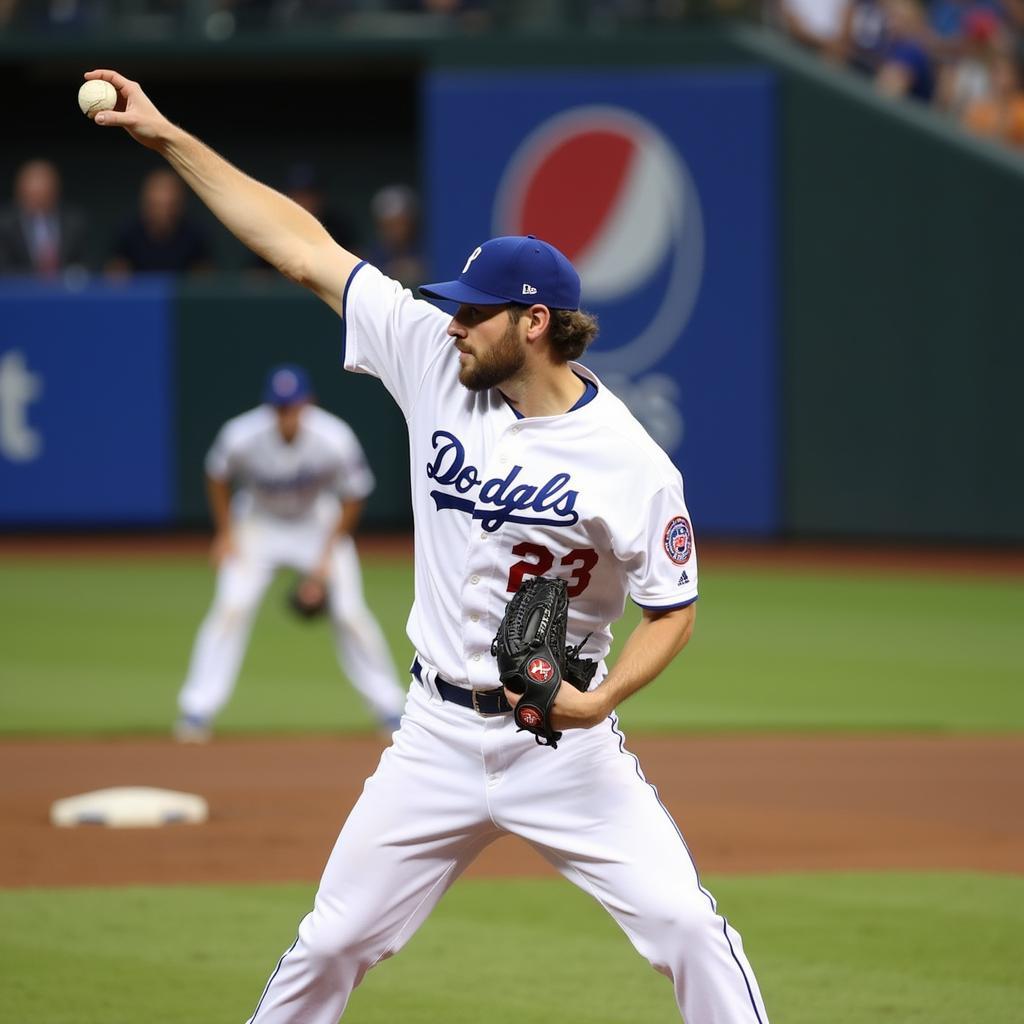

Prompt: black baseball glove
[
  {"left": 288, "top": 575, "right": 329, "bottom": 620},
  {"left": 490, "top": 576, "right": 597, "bottom": 748}
]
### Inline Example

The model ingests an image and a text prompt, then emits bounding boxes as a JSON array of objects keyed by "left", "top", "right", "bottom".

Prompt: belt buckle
[{"left": 471, "top": 688, "right": 501, "bottom": 716}]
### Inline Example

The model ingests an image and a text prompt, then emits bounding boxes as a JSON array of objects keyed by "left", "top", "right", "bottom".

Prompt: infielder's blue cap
[
  {"left": 263, "top": 364, "right": 312, "bottom": 406},
  {"left": 420, "top": 235, "right": 581, "bottom": 311}
]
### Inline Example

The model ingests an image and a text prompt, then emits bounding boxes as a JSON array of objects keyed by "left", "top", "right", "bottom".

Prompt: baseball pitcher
[{"left": 88, "top": 69, "right": 770, "bottom": 1024}]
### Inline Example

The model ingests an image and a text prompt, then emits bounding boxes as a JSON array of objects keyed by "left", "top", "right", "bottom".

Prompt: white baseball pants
[
  {"left": 177, "top": 517, "right": 406, "bottom": 726},
  {"left": 245, "top": 673, "right": 770, "bottom": 1023}
]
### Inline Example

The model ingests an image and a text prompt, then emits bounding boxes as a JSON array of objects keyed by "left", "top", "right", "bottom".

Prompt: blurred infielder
[
  {"left": 175, "top": 364, "right": 406, "bottom": 741},
  {"left": 90, "top": 69, "right": 770, "bottom": 1022}
]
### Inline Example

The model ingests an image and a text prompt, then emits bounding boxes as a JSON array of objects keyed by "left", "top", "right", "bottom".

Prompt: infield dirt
[{"left": 2, "top": 734, "right": 1021, "bottom": 888}]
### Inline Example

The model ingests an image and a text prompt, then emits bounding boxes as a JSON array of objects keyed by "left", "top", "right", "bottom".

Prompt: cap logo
[
  {"left": 522, "top": 283, "right": 537, "bottom": 296},
  {"left": 462, "top": 246, "right": 482, "bottom": 274}
]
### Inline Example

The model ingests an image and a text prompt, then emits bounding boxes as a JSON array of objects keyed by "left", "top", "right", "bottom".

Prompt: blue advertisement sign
[
  {"left": 424, "top": 71, "right": 778, "bottom": 534},
  {"left": 0, "top": 280, "right": 174, "bottom": 523}
]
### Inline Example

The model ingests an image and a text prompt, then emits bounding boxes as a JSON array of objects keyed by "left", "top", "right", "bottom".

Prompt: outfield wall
[
  {"left": 0, "top": 277, "right": 410, "bottom": 529},
  {"left": 730, "top": 29, "right": 1024, "bottom": 543}
]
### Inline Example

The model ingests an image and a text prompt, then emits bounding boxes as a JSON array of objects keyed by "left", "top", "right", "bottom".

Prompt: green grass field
[
  {"left": 1, "top": 873, "right": 1021, "bottom": 1023},
  {"left": 1, "top": 552, "right": 1021, "bottom": 1023},
  {"left": 0, "top": 555, "right": 1021, "bottom": 734}
]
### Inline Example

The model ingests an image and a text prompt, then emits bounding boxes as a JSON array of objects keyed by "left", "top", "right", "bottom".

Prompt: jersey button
[
  {"left": 470, "top": 574, "right": 480, "bottom": 585},
  {"left": 470, "top": 613, "right": 479, "bottom": 622},
  {"left": 472, "top": 653, "right": 481, "bottom": 662},
  {"left": 479, "top": 531, "right": 488, "bottom": 540}
]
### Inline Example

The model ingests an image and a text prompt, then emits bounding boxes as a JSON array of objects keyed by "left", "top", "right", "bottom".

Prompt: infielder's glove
[
  {"left": 490, "top": 576, "right": 597, "bottom": 749},
  {"left": 288, "top": 576, "right": 329, "bottom": 620}
]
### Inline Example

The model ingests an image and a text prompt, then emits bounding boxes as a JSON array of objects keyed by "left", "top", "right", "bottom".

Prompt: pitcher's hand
[{"left": 83, "top": 70, "right": 175, "bottom": 151}]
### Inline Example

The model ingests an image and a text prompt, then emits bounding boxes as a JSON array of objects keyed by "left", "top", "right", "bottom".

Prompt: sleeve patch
[{"left": 663, "top": 515, "right": 693, "bottom": 565}]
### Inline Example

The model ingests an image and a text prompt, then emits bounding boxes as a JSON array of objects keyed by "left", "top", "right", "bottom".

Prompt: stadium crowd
[
  {"left": 4, "top": 1, "right": 1021, "bottom": 146},
  {"left": 2, "top": 0, "right": 1022, "bottom": 279},
  {"left": 773, "top": 1, "right": 1024, "bottom": 147},
  {"left": 0, "top": 156, "right": 424, "bottom": 281}
]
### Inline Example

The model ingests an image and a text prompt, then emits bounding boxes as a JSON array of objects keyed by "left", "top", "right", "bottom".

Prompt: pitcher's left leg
[{"left": 497, "top": 718, "right": 770, "bottom": 1024}]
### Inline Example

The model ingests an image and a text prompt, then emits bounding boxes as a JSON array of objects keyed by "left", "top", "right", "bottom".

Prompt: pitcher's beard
[{"left": 458, "top": 322, "right": 526, "bottom": 391}]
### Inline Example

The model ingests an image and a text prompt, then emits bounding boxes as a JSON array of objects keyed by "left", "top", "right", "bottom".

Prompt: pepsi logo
[
  {"left": 527, "top": 658, "right": 554, "bottom": 683},
  {"left": 493, "top": 106, "right": 704, "bottom": 375}
]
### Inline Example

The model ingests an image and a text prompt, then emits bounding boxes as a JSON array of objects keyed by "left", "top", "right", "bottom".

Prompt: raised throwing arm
[{"left": 83, "top": 69, "right": 360, "bottom": 314}]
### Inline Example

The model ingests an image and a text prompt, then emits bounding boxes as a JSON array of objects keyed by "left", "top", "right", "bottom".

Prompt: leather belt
[{"left": 412, "top": 657, "right": 512, "bottom": 716}]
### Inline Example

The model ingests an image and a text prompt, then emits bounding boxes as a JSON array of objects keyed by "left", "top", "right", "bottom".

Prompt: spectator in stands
[
  {"left": 960, "top": 48, "right": 1024, "bottom": 142},
  {"left": 936, "top": 6, "right": 1006, "bottom": 113},
  {"left": 928, "top": 0, "right": 1023, "bottom": 46},
  {"left": 841, "top": 0, "right": 891, "bottom": 74},
  {"left": 366, "top": 183, "right": 425, "bottom": 288},
  {"left": 284, "top": 163, "right": 358, "bottom": 247},
  {"left": 0, "top": 158, "right": 90, "bottom": 277},
  {"left": 875, "top": 0, "right": 936, "bottom": 100},
  {"left": 106, "top": 168, "right": 212, "bottom": 276},
  {"left": 775, "top": 0, "right": 852, "bottom": 57}
]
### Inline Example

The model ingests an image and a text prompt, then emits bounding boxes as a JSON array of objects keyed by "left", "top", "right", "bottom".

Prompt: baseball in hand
[{"left": 78, "top": 79, "right": 117, "bottom": 119}]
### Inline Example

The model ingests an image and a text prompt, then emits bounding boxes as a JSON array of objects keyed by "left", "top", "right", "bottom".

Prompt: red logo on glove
[
  {"left": 527, "top": 658, "right": 554, "bottom": 682},
  {"left": 517, "top": 706, "right": 543, "bottom": 728}
]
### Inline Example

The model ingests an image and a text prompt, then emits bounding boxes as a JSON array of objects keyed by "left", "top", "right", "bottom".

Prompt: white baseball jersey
[
  {"left": 343, "top": 262, "right": 698, "bottom": 689},
  {"left": 206, "top": 404, "right": 375, "bottom": 522}
]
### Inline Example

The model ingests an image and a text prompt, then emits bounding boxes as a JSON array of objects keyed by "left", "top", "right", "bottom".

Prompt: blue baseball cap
[
  {"left": 263, "top": 364, "right": 312, "bottom": 406},
  {"left": 420, "top": 235, "right": 581, "bottom": 311}
]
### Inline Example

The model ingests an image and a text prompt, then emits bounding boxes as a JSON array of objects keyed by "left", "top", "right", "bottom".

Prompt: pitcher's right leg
[{"left": 245, "top": 684, "right": 497, "bottom": 1023}]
